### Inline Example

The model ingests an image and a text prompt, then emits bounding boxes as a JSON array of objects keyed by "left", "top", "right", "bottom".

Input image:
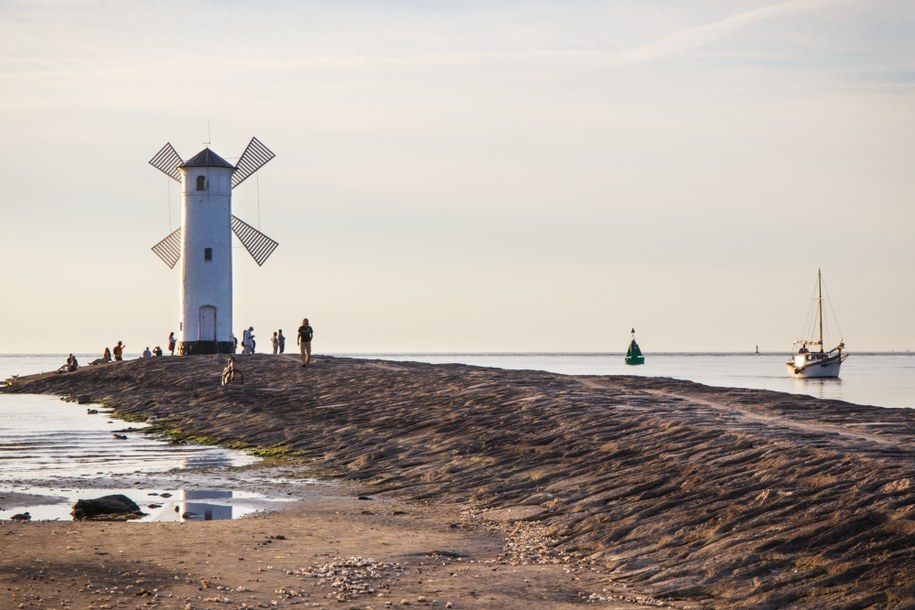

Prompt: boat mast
[{"left": 817, "top": 268, "right": 824, "bottom": 349}]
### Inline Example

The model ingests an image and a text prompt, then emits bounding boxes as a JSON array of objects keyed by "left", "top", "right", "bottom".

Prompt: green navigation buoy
[{"left": 625, "top": 328, "right": 645, "bottom": 365}]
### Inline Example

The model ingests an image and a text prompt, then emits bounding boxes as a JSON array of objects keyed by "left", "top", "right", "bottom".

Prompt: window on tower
[
  {"left": 204, "top": 248, "right": 213, "bottom": 261},
  {"left": 196, "top": 175, "right": 208, "bottom": 191}
]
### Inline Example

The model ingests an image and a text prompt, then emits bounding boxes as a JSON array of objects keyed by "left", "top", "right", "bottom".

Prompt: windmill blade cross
[
  {"left": 232, "top": 137, "right": 275, "bottom": 189},
  {"left": 151, "top": 228, "right": 182, "bottom": 269},
  {"left": 149, "top": 143, "right": 183, "bottom": 182},
  {"left": 231, "top": 215, "right": 278, "bottom": 266}
]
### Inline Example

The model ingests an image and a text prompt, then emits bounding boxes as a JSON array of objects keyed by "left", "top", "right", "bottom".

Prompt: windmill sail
[
  {"left": 232, "top": 137, "right": 275, "bottom": 188},
  {"left": 149, "top": 143, "right": 183, "bottom": 182},
  {"left": 151, "top": 227, "right": 182, "bottom": 269},
  {"left": 231, "top": 215, "right": 278, "bottom": 266}
]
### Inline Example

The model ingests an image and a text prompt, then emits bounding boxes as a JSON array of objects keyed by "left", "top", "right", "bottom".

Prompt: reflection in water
[
  {"left": 181, "top": 489, "right": 233, "bottom": 521},
  {"left": 0, "top": 394, "right": 259, "bottom": 482},
  {"left": 0, "top": 486, "right": 281, "bottom": 522},
  {"left": 139, "top": 489, "right": 262, "bottom": 522},
  {"left": 791, "top": 377, "right": 842, "bottom": 401}
]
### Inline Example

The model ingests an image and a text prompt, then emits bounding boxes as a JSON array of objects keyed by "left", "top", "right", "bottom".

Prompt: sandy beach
[{"left": 2, "top": 354, "right": 914, "bottom": 609}]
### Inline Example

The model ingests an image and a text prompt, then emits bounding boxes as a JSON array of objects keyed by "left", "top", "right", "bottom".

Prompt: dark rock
[{"left": 72, "top": 494, "right": 144, "bottom": 521}]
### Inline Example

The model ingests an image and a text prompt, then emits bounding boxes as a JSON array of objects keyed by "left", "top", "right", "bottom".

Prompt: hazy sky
[{"left": 2, "top": 0, "right": 913, "bottom": 354}]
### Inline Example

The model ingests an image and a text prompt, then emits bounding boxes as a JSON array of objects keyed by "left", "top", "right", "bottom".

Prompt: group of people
[
  {"left": 137, "top": 333, "right": 177, "bottom": 359},
  {"left": 83, "top": 336, "right": 172, "bottom": 366},
  {"left": 57, "top": 353, "right": 80, "bottom": 373},
  {"left": 236, "top": 319, "right": 313, "bottom": 366},
  {"left": 131, "top": 333, "right": 177, "bottom": 360},
  {"left": 239, "top": 327, "right": 287, "bottom": 355},
  {"left": 62, "top": 320, "right": 314, "bottom": 374},
  {"left": 82, "top": 341, "right": 127, "bottom": 366},
  {"left": 142, "top": 346, "right": 164, "bottom": 358},
  {"left": 220, "top": 317, "right": 314, "bottom": 385}
]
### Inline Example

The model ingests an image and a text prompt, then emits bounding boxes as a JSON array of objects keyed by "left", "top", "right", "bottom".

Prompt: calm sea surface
[
  {"left": 0, "top": 355, "right": 259, "bottom": 485},
  {"left": 0, "top": 354, "right": 271, "bottom": 520},
  {"left": 348, "top": 352, "right": 915, "bottom": 410}
]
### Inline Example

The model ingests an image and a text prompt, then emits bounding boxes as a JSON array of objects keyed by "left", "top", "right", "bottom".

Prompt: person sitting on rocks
[
  {"left": 90, "top": 347, "right": 112, "bottom": 366},
  {"left": 58, "top": 354, "right": 79, "bottom": 373},
  {"left": 221, "top": 356, "right": 243, "bottom": 385}
]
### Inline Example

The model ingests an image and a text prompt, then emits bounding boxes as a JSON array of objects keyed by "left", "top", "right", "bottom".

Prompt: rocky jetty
[{"left": 3, "top": 354, "right": 914, "bottom": 608}]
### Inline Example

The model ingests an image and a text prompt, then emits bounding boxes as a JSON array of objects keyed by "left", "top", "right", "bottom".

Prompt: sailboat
[
  {"left": 625, "top": 328, "right": 645, "bottom": 365},
  {"left": 786, "top": 269, "right": 847, "bottom": 378}
]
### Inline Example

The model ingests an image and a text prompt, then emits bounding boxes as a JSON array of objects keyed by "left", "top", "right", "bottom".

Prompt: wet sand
[{"left": 2, "top": 354, "right": 914, "bottom": 608}]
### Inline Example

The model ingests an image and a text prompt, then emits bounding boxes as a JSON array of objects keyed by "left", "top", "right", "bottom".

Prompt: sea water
[
  {"left": 348, "top": 352, "right": 915, "bottom": 410},
  {"left": 0, "top": 354, "right": 267, "bottom": 520},
  {"left": 0, "top": 394, "right": 257, "bottom": 483}
]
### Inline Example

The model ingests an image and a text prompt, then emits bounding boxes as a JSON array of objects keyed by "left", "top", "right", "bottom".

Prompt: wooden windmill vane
[{"left": 149, "top": 137, "right": 278, "bottom": 355}]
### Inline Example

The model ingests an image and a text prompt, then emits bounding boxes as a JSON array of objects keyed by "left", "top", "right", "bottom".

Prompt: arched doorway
[{"left": 199, "top": 306, "right": 216, "bottom": 341}]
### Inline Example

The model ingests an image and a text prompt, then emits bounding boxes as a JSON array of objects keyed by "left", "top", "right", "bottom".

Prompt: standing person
[
  {"left": 242, "top": 326, "right": 255, "bottom": 355},
  {"left": 296, "top": 318, "right": 313, "bottom": 367},
  {"left": 271, "top": 331, "right": 279, "bottom": 355},
  {"left": 277, "top": 329, "right": 286, "bottom": 354},
  {"left": 168, "top": 332, "right": 176, "bottom": 356},
  {"left": 113, "top": 341, "right": 125, "bottom": 361}
]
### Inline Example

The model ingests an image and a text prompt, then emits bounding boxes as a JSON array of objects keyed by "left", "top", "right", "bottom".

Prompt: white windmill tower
[{"left": 149, "top": 137, "right": 278, "bottom": 355}]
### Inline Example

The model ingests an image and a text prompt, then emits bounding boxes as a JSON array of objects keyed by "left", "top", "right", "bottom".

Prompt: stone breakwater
[{"left": 4, "top": 354, "right": 914, "bottom": 608}]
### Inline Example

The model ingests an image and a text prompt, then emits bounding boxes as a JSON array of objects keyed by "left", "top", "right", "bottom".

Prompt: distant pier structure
[{"left": 149, "top": 138, "right": 278, "bottom": 355}]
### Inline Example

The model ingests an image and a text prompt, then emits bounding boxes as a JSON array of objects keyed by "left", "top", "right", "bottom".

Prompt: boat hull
[{"left": 785, "top": 353, "right": 845, "bottom": 378}]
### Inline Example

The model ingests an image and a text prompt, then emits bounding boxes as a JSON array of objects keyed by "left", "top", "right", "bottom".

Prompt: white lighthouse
[{"left": 149, "top": 138, "right": 278, "bottom": 355}]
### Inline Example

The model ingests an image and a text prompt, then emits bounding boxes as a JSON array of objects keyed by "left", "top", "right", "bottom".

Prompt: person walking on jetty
[
  {"left": 113, "top": 341, "right": 125, "bottom": 361},
  {"left": 271, "top": 331, "right": 279, "bottom": 355},
  {"left": 168, "top": 332, "right": 176, "bottom": 356},
  {"left": 297, "top": 318, "right": 313, "bottom": 367},
  {"left": 277, "top": 329, "right": 285, "bottom": 354},
  {"left": 242, "top": 327, "right": 255, "bottom": 355}
]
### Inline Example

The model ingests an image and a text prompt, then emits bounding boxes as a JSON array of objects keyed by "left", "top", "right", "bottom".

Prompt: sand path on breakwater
[{"left": 2, "top": 354, "right": 914, "bottom": 609}]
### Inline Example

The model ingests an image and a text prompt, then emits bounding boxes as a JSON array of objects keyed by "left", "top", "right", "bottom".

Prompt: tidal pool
[{"left": 0, "top": 393, "right": 308, "bottom": 521}]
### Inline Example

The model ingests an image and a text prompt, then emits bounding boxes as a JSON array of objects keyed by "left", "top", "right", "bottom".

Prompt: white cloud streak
[{"left": 616, "top": 0, "right": 846, "bottom": 64}]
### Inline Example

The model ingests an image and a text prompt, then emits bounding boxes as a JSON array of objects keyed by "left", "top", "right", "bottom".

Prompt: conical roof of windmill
[{"left": 180, "top": 147, "right": 235, "bottom": 169}]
